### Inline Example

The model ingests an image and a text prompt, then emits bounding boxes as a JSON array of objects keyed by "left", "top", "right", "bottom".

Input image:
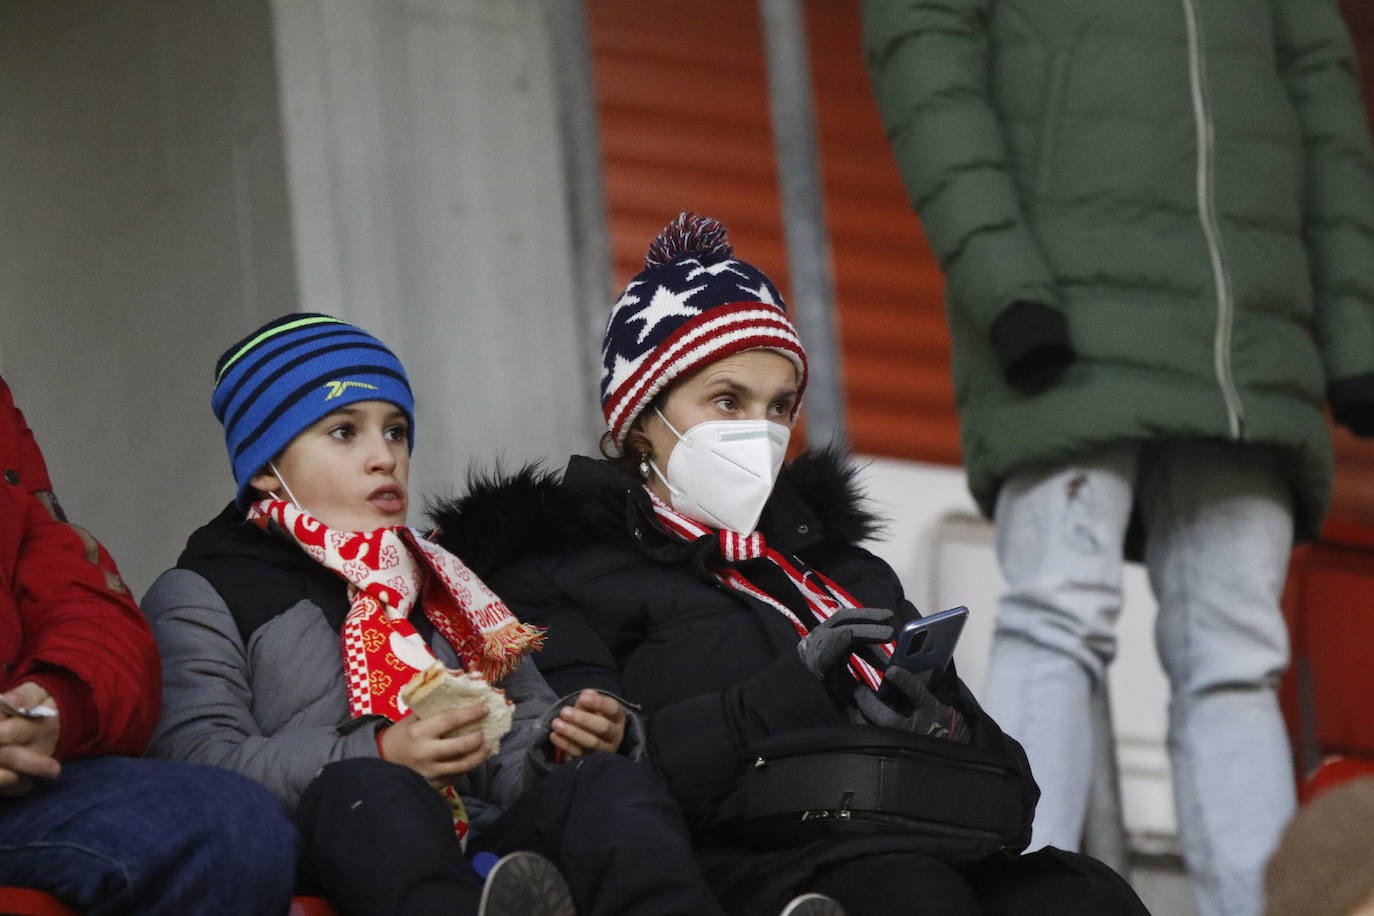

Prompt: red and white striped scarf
[
  {"left": 645, "top": 490, "right": 894, "bottom": 691},
  {"left": 248, "top": 498, "right": 545, "bottom": 842}
]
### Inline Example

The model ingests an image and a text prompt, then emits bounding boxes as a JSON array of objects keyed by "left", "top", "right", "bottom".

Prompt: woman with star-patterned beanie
[{"left": 432, "top": 213, "right": 1150, "bottom": 916}]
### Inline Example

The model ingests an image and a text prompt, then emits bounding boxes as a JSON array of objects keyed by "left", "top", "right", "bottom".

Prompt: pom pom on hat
[
  {"left": 644, "top": 212, "right": 733, "bottom": 268},
  {"left": 599, "top": 212, "right": 808, "bottom": 448}
]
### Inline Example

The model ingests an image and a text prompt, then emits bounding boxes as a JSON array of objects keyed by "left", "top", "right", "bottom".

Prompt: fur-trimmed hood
[{"left": 429, "top": 447, "right": 883, "bottom": 579}]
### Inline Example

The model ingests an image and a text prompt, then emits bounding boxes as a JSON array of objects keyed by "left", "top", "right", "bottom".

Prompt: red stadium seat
[
  {"left": 0, "top": 890, "right": 337, "bottom": 916},
  {"left": 1300, "top": 755, "right": 1374, "bottom": 804},
  {"left": 1281, "top": 523, "right": 1374, "bottom": 793},
  {"left": 0, "top": 888, "right": 78, "bottom": 916}
]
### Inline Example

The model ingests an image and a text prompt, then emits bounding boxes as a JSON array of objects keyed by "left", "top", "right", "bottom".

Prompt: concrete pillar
[
  {"left": 269, "top": 0, "right": 597, "bottom": 507},
  {"left": 0, "top": 0, "right": 297, "bottom": 592},
  {"left": 1, "top": 0, "right": 600, "bottom": 593}
]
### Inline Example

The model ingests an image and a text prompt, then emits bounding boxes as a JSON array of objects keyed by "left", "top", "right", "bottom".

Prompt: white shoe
[
  {"left": 478, "top": 851, "right": 576, "bottom": 916},
  {"left": 780, "top": 892, "right": 846, "bottom": 916}
]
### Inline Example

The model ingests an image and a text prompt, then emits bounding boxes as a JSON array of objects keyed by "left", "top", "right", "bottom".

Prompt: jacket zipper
[{"left": 1182, "top": 0, "right": 1245, "bottom": 439}]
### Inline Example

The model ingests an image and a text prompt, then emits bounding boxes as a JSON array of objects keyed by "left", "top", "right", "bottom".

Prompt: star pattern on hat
[
  {"left": 736, "top": 278, "right": 780, "bottom": 307},
  {"left": 685, "top": 259, "right": 751, "bottom": 283},
  {"left": 603, "top": 282, "right": 643, "bottom": 349},
  {"left": 625, "top": 281, "right": 707, "bottom": 344},
  {"left": 604, "top": 354, "right": 638, "bottom": 395},
  {"left": 611, "top": 281, "right": 643, "bottom": 311}
]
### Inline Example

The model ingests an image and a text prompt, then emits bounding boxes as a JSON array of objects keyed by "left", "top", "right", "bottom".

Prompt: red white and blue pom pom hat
[{"left": 599, "top": 212, "right": 810, "bottom": 448}]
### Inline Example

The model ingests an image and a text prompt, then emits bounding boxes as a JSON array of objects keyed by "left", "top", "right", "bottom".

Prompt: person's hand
[
  {"left": 0, "top": 682, "right": 62, "bottom": 796},
  {"left": 379, "top": 704, "right": 493, "bottom": 788},
  {"left": 1328, "top": 374, "right": 1374, "bottom": 438},
  {"left": 990, "top": 300, "right": 1075, "bottom": 395},
  {"left": 550, "top": 690, "right": 627, "bottom": 759},
  {"left": 855, "top": 666, "right": 969, "bottom": 743},
  {"left": 1005, "top": 342, "right": 1075, "bottom": 394},
  {"left": 796, "top": 607, "right": 896, "bottom": 681}
]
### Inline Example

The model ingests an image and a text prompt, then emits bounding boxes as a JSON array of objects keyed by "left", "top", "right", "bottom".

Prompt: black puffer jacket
[{"left": 432, "top": 450, "right": 1037, "bottom": 829}]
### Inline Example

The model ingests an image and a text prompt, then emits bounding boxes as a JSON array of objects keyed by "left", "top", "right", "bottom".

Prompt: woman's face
[{"left": 639, "top": 349, "right": 800, "bottom": 502}]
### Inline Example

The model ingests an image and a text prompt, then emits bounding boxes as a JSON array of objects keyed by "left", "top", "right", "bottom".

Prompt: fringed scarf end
[{"left": 475, "top": 621, "right": 546, "bottom": 683}]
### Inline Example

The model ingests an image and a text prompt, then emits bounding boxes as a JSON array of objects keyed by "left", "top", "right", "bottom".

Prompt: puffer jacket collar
[
  {"left": 179, "top": 501, "right": 313, "bottom": 571},
  {"left": 177, "top": 501, "right": 351, "bottom": 642},
  {"left": 430, "top": 446, "right": 882, "bottom": 579}
]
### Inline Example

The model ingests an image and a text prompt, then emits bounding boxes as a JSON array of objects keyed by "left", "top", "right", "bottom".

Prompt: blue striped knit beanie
[
  {"left": 212, "top": 313, "right": 415, "bottom": 507},
  {"left": 600, "top": 212, "right": 808, "bottom": 448}
]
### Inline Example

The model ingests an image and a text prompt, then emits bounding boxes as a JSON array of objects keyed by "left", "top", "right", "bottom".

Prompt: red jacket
[{"left": 0, "top": 378, "right": 159, "bottom": 759}]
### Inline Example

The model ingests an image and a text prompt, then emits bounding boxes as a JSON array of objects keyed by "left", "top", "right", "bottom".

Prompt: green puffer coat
[{"left": 863, "top": 0, "right": 1374, "bottom": 540}]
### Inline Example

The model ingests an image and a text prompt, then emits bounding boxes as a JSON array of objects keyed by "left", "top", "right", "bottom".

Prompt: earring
[{"left": 638, "top": 452, "right": 651, "bottom": 480}]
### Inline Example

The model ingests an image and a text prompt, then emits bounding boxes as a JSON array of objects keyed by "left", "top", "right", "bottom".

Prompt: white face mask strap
[
  {"left": 645, "top": 456, "right": 678, "bottom": 498},
  {"left": 647, "top": 408, "right": 687, "bottom": 498},
  {"left": 267, "top": 461, "right": 302, "bottom": 508},
  {"left": 654, "top": 407, "right": 685, "bottom": 442}
]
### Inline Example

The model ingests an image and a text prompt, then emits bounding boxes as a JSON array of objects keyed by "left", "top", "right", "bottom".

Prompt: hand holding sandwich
[
  {"left": 0, "top": 682, "right": 61, "bottom": 797},
  {"left": 381, "top": 664, "right": 515, "bottom": 787},
  {"left": 381, "top": 666, "right": 628, "bottom": 783},
  {"left": 378, "top": 704, "right": 493, "bottom": 787}
]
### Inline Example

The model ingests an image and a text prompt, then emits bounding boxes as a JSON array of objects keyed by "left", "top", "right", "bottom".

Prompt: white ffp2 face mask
[{"left": 649, "top": 409, "right": 790, "bottom": 535}]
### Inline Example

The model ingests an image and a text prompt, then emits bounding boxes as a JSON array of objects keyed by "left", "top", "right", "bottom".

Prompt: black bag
[{"left": 703, "top": 720, "right": 1036, "bottom": 859}]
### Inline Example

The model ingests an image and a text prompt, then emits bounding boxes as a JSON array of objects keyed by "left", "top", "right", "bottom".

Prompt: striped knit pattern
[
  {"left": 647, "top": 489, "right": 891, "bottom": 691},
  {"left": 600, "top": 214, "right": 808, "bottom": 447},
  {"left": 212, "top": 313, "right": 414, "bottom": 507}
]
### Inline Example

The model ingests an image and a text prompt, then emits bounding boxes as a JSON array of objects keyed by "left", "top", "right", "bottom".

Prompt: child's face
[{"left": 249, "top": 400, "right": 411, "bottom": 531}]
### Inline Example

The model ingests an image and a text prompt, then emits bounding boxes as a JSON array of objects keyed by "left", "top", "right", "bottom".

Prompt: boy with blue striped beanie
[{"left": 211, "top": 313, "right": 415, "bottom": 507}]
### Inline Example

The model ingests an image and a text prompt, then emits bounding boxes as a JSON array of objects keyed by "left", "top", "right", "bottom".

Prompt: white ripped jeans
[{"left": 983, "top": 440, "right": 1296, "bottom": 916}]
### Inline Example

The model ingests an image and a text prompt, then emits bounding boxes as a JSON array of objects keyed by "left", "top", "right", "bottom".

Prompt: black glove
[
  {"left": 990, "top": 300, "right": 1075, "bottom": 394},
  {"left": 795, "top": 607, "right": 896, "bottom": 682},
  {"left": 1329, "top": 374, "right": 1374, "bottom": 438},
  {"left": 855, "top": 666, "right": 970, "bottom": 743}
]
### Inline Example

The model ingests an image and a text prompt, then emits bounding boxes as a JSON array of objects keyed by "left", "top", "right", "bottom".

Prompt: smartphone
[
  {"left": 0, "top": 697, "right": 57, "bottom": 720},
  {"left": 876, "top": 605, "right": 968, "bottom": 704}
]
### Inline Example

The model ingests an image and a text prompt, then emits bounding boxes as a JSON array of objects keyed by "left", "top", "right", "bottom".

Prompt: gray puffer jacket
[{"left": 141, "top": 504, "right": 571, "bottom": 830}]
